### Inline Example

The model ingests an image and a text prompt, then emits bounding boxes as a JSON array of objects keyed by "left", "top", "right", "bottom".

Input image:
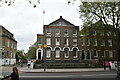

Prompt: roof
[{"left": 47, "top": 16, "right": 75, "bottom": 26}]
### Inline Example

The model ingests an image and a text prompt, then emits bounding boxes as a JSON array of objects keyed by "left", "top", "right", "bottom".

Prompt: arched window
[
  {"left": 55, "top": 48, "right": 60, "bottom": 58},
  {"left": 64, "top": 48, "right": 69, "bottom": 58},
  {"left": 73, "top": 48, "right": 78, "bottom": 58},
  {"left": 46, "top": 48, "right": 51, "bottom": 58}
]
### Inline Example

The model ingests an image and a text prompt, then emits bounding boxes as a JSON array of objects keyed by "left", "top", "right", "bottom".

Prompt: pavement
[
  {"left": 1, "top": 64, "right": 114, "bottom": 73},
  {"left": 21, "top": 68, "right": 106, "bottom": 73}
]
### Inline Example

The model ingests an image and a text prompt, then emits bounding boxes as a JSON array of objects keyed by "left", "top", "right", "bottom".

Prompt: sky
[{"left": 0, "top": 0, "right": 82, "bottom": 53}]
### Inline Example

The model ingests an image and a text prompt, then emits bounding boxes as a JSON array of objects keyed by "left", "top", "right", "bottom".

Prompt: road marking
[
  {"left": 20, "top": 76, "right": 69, "bottom": 78},
  {"left": 81, "top": 74, "right": 116, "bottom": 77}
]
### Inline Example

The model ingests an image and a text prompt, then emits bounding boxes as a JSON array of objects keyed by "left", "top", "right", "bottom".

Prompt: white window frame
[
  {"left": 86, "top": 39, "right": 90, "bottom": 46},
  {"left": 108, "top": 40, "right": 112, "bottom": 47},
  {"left": 73, "top": 38, "right": 77, "bottom": 46},
  {"left": 102, "top": 50, "right": 105, "bottom": 57},
  {"left": 46, "top": 49, "right": 51, "bottom": 58},
  {"left": 101, "top": 40, "right": 105, "bottom": 46},
  {"left": 93, "top": 30, "right": 96, "bottom": 36},
  {"left": 73, "top": 29, "right": 77, "bottom": 35},
  {"left": 109, "top": 50, "right": 113, "bottom": 57},
  {"left": 55, "top": 49, "right": 60, "bottom": 58},
  {"left": 64, "top": 48, "right": 69, "bottom": 58},
  {"left": 73, "top": 48, "right": 78, "bottom": 58},
  {"left": 56, "top": 38, "right": 60, "bottom": 45},
  {"left": 64, "top": 29, "right": 68, "bottom": 35},
  {"left": 94, "top": 39, "right": 97, "bottom": 46},
  {"left": 64, "top": 38, "right": 69, "bottom": 46},
  {"left": 94, "top": 49, "right": 98, "bottom": 57},
  {"left": 81, "top": 39, "right": 85, "bottom": 46},
  {"left": 46, "top": 38, "right": 51, "bottom": 45},
  {"left": 55, "top": 29, "right": 60, "bottom": 35},
  {"left": 46, "top": 29, "right": 51, "bottom": 34}
]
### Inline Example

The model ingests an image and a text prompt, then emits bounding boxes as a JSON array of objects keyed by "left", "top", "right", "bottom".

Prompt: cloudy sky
[{"left": 0, "top": 0, "right": 82, "bottom": 52}]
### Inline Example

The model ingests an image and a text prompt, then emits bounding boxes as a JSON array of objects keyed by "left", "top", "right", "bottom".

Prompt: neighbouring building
[
  {"left": 0, "top": 25, "right": 17, "bottom": 65},
  {"left": 78, "top": 21, "right": 118, "bottom": 64}
]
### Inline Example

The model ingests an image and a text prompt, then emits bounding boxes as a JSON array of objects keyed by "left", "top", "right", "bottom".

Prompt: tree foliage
[
  {"left": 79, "top": 2, "right": 120, "bottom": 29},
  {"left": 0, "top": 0, "right": 40, "bottom": 8},
  {"left": 26, "top": 42, "right": 37, "bottom": 59},
  {"left": 16, "top": 50, "right": 26, "bottom": 61}
]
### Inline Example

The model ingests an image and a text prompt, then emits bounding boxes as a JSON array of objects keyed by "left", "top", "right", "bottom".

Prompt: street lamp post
[
  {"left": 43, "top": 44, "right": 47, "bottom": 72},
  {"left": 44, "top": 47, "right": 46, "bottom": 72}
]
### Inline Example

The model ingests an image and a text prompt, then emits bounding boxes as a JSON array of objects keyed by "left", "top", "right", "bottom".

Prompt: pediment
[{"left": 48, "top": 16, "right": 75, "bottom": 26}]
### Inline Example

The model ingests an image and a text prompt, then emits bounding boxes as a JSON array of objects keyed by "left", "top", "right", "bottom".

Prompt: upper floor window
[
  {"left": 46, "top": 38, "right": 51, "bottom": 45},
  {"left": 93, "top": 49, "right": 98, "bottom": 57},
  {"left": 73, "top": 39, "right": 77, "bottom": 46},
  {"left": 55, "top": 38, "right": 60, "bottom": 45},
  {"left": 64, "top": 38, "right": 69, "bottom": 46},
  {"left": 93, "top": 30, "right": 96, "bottom": 36},
  {"left": 46, "top": 29, "right": 51, "bottom": 34},
  {"left": 93, "top": 39, "right": 97, "bottom": 46},
  {"left": 38, "top": 38, "right": 42, "bottom": 45},
  {"left": 108, "top": 40, "right": 112, "bottom": 47},
  {"left": 102, "top": 50, "right": 105, "bottom": 57},
  {"left": 101, "top": 40, "right": 105, "bottom": 46},
  {"left": 86, "top": 39, "right": 90, "bottom": 46},
  {"left": 109, "top": 50, "right": 113, "bottom": 57},
  {"left": 64, "top": 29, "right": 68, "bottom": 35},
  {"left": 55, "top": 29, "right": 60, "bottom": 35},
  {"left": 73, "top": 29, "right": 77, "bottom": 35},
  {"left": 81, "top": 39, "right": 85, "bottom": 46}
]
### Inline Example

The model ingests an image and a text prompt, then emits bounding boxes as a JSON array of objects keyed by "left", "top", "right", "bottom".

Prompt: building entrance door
[{"left": 38, "top": 50, "right": 41, "bottom": 59}]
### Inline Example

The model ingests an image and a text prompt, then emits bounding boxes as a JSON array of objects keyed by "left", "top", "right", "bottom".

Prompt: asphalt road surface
[{"left": 1, "top": 71, "right": 118, "bottom": 80}]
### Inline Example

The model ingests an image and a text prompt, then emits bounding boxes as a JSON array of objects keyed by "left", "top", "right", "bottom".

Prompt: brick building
[
  {"left": 36, "top": 16, "right": 79, "bottom": 63},
  {"left": 36, "top": 17, "right": 118, "bottom": 65},
  {"left": 78, "top": 21, "right": 118, "bottom": 63},
  {"left": 0, "top": 25, "right": 17, "bottom": 65}
]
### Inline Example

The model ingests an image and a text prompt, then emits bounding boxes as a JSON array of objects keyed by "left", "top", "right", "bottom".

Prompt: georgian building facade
[
  {"left": 36, "top": 17, "right": 118, "bottom": 63},
  {"left": 36, "top": 16, "right": 79, "bottom": 62},
  {"left": 78, "top": 21, "right": 118, "bottom": 63},
  {"left": 0, "top": 25, "right": 17, "bottom": 65}
]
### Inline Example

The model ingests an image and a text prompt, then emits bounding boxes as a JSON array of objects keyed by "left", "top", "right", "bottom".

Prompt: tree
[
  {"left": 16, "top": 50, "right": 26, "bottom": 64},
  {"left": 0, "top": 0, "right": 40, "bottom": 8},
  {"left": 79, "top": 2, "right": 120, "bottom": 28},
  {"left": 78, "top": 1, "right": 120, "bottom": 60},
  {"left": 26, "top": 42, "right": 37, "bottom": 59}
]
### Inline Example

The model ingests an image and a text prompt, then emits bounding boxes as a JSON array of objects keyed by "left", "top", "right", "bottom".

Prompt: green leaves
[
  {"left": 79, "top": 2, "right": 120, "bottom": 28},
  {"left": 0, "top": 0, "right": 40, "bottom": 8}
]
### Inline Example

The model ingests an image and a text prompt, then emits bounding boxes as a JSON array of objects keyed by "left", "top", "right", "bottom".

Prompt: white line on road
[
  {"left": 81, "top": 74, "right": 116, "bottom": 77},
  {"left": 19, "top": 76, "right": 69, "bottom": 78}
]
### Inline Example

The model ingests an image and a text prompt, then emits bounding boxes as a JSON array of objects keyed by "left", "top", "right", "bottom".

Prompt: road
[{"left": 1, "top": 70, "right": 117, "bottom": 80}]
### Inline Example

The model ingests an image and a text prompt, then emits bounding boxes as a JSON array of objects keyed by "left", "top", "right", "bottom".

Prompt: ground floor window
[
  {"left": 86, "top": 50, "right": 90, "bottom": 59},
  {"left": 55, "top": 48, "right": 60, "bottom": 58},
  {"left": 73, "top": 48, "right": 77, "bottom": 58},
  {"left": 46, "top": 49, "right": 51, "bottom": 58},
  {"left": 64, "top": 48, "right": 69, "bottom": 58},
  {"left": 81, "top": 50, "right": 85, "bottom": 59}
]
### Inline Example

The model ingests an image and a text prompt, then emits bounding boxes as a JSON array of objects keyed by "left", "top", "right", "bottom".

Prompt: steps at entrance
[{"left": 34, "top": 62, "right": 101, "bottom": 69}]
